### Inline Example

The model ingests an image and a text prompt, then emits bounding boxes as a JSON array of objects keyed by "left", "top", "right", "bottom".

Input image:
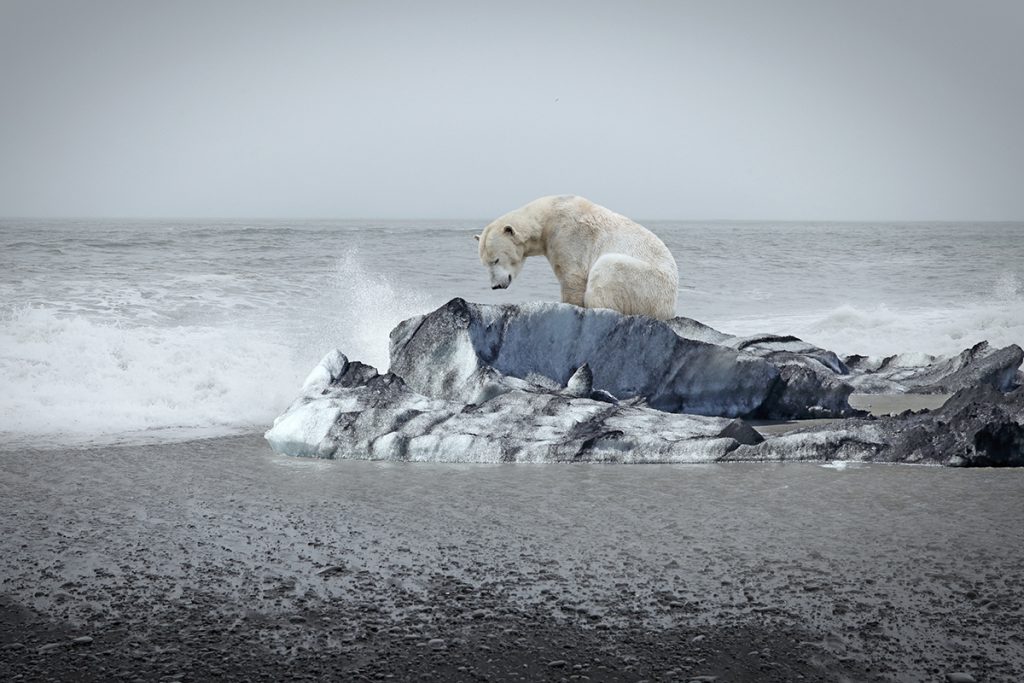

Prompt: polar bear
[{"left": 476, "top": 195, "right": 679, "bottom": 319}]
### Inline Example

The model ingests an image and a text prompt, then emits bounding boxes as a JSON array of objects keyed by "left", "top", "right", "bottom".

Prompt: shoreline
[
  {"left": 0, "top": 392, "right": 954, "bottom": 455},
  {"left": 2, "top": 434, "right": 1022, "bottom": 681}
]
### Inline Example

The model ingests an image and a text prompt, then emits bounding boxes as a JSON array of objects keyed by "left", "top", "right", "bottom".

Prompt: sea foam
[
  {"left": 0, "top": 306, "right": 307, "bottom": 447},
  {"left": 0, "top": 250, "right": 438, "bottom": 448},
  {"left": 296, "top": 249, "right": 440, "bottom": 372},
  {"left": 713, "top": 297, "right": 1024, "bottom": 359}
]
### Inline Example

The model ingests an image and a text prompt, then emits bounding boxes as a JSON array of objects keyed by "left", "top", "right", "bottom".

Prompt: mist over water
[{"left": 2, "top": 219, "right": 1022, "bottom": 448}]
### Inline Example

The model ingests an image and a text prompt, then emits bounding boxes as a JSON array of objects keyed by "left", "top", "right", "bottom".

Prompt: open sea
[{"left": 1, "top": 218, "right": 1022, "bottom": 449}]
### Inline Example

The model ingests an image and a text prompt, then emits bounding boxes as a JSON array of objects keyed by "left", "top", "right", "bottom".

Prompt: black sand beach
[{"left": 2, "top": 435, "right": 1023, "bottom": 681}]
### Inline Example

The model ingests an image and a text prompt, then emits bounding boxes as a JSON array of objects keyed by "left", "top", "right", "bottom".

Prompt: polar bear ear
[
  {"left": 473, "top": 234, "right": 480, "bottom": 241},
  {"left": 503, "top": 225, "right": 517, "bottom": 238}
]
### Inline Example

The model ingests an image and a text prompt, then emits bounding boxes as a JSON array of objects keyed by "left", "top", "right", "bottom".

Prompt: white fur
[{"left": 476, "top": 195, "right": 679, "bottom": 319}]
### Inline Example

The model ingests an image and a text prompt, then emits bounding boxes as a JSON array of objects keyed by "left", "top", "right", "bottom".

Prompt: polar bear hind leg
[{"left": 583, "top": 253, "right": 676, "bottom": 319}]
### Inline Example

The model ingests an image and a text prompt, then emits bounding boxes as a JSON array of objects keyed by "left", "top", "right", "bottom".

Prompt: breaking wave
[
  {"left": 0, "top": 250, "right": 437, "bottom": 448},
  {"left": 0, "top": 306, "right": 306, "bottom": 448},
  {"left": 297, "top": 249, "right": 440, "bottom": 373}
]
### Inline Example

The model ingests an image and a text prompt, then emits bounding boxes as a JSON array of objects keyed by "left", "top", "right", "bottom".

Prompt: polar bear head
[{"left": 475, "top": 222, "right": 526, "bottom": 290}]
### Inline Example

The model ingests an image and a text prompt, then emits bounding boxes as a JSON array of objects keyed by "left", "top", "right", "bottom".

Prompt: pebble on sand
[
  {"left": 945, "top": 674, "right": 977, "bottom": 683},
  {"left": 316, "top": 565, "right": 347, "bottom": 577}
]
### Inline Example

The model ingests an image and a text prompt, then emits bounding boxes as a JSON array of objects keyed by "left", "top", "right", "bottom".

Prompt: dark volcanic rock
[
  {"left": 389, "top": 299, "right": 856, "bottom": 419},
  {"left": 728, "top": 384, "right": 1024, "bottom": 466}
]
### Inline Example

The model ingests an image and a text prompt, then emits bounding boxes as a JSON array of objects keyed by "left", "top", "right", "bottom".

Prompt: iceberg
[
  {"left": 265, "top": 350, "right": 763, "bottom": 462},
  {"left": 389, "top": 299, "right": 858, "bottom": 420},
  {"left": 266, "top": 299, "right": 1023, "bottom": 466}
]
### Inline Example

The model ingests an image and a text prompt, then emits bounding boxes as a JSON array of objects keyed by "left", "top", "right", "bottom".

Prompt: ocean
[{"left": 2, "top": 218, "right": 1022, "bottom": 449}]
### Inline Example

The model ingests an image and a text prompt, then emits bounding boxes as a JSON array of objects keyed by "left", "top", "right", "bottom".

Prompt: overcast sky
[{"left": 1, "top": 0, "right": 1022, "bottom": 220}]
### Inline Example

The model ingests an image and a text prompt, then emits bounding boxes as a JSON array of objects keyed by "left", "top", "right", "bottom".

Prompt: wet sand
[{"left": 2, "top": 434, "right": 1023, "bottom": 681}]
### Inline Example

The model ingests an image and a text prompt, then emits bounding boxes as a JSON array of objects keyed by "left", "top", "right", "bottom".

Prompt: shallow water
[{"left": 1, "top": 218, "right": 1022, "bottom": 448}]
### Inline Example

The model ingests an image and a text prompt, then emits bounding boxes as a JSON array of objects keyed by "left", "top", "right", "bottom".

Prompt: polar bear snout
[
  {"left": 478, "top": 220, "right": 525, "bottom": 291},
  {"left": 490, "top": 270, "right": 513, "bottom": 289}
]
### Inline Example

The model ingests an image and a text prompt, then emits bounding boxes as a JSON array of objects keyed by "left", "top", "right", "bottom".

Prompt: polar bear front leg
[
  {"left": 552, "top": 261, "right": 588, "bottom": 307},
  {"left": 560, "top": 283, "right": 586, "bottom": 307}
]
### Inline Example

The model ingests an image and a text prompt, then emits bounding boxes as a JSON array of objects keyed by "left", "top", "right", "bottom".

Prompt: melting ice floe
[
  {"left": 265, "top": 349, "right": 763, "bottom": 462},
  {"left": 820, "top": 461, "right": 851, "bottom": 470}
]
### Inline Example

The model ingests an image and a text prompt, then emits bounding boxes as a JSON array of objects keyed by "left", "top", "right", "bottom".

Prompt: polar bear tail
[{"left": 584, "top": 253, "right": 678, "bottom": 320}]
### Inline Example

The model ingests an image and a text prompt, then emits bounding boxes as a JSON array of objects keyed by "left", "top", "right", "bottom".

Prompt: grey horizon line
[{"left": 2, "top": 214, "right": 1022, "bottom": 225}]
